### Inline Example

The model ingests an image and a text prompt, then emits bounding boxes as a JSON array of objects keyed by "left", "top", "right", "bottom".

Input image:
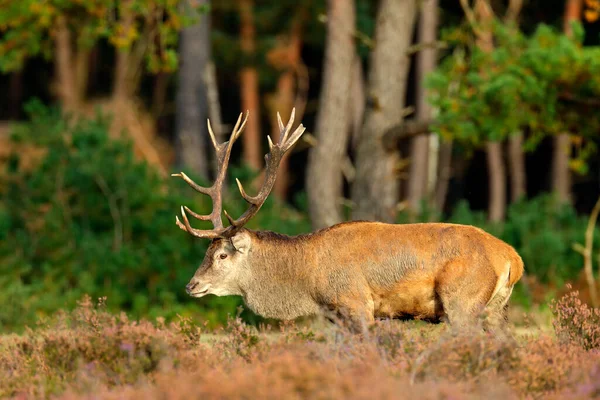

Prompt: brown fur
[{"left": 186, "top": 221, "right": 524, "bottom": 334}]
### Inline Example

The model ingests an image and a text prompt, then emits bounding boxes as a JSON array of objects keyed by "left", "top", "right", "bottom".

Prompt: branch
[
  {"left": 559, "top": 92, "right": 600, "bottom": 107},
  {"left": 406, "top": 41, "right": 448, "bottom": 55},
  {"left": 382, "top": 120, "right": 435, "bottom": 151},
  {"left": 572, "top": 195, "right": 600, "bottom": 307},
  {"left": 504, "top": 0, "right": 524, "bottom": 24}
]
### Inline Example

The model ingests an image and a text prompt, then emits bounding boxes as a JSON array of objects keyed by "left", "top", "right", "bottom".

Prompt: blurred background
[{"left": 0, "top": 0, "right": 599, "bottom": 331}]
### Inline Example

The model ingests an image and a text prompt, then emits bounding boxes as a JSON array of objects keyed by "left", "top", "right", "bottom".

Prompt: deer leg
[
  {"left": 482, "top": 284, "right": 513, "bottom": 337},
  {"left": 436, "top": 260, "right": 496, "bottom": 332},
  {"left": 336, "top": 298, "right": 375, "bottom": 335}
]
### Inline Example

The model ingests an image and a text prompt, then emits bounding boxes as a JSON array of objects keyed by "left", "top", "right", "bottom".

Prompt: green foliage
[
  {"left": 0, "top": 100, "right": 310, "bottom": 332},
  {"left": 427, "top": 21, "right": 600, "bottom": 173},
  {"left": 0, "top": 0, "right": 206, "bottom": 74}
]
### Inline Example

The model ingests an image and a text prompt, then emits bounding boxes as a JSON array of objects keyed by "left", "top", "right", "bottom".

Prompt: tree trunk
[
  {"left": 175, "top": 0, "right": 211, "bottom": 180},
  {"left": 270, "top": 19, "right": 303, "bottom": 200},
  {"left": 486, "top": 141, "right": 506, "bottom": 221},
  {"left": 407, "top": 0, "right": 438, "bottom": 215},
  {"left": 112, "top": 0, "right": 141, "bottom": 103},
  {"left": 474, "top": 0, "right": 506, "bottom": 222},
  {"left": 306, "top": 0, "right": 356, "bottom": 229},
  {"left": 205, "top": 61, "right": 225, "bottom": 177},
  {"left": 504, "top": 0, "right": 527, "bottom": 204},
  {"left": 508, "top": 132, "right": 526, "bottom": 202},
  {"left": 351, "top": 0, "right": 418, "bottom": 222},
  {"left": 8, "top": 71, "right": 23, "bottom": 119},
  {"left": 349, "top": 54, "right": 366, "bottom": 150},
  {"left": 54, "top": 15, "right": 79, "bottom": 112},
  {"left": 435, "top": 140, "right": 453, "bottom": 212},
  {"left": 152, "top": 72, "right": 169, "bottom": 119},
  {"left": 552, "top": 0, "right": 582, "bottom": 204},
  {"left": 239, "top": 0, "right": 262, "bottom": 172},
  {"left": 75, "top": 48, "right": 90, "bottom": 102}
]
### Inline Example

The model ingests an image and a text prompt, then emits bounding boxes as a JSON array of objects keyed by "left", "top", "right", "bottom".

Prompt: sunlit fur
[{"left": 186, "top": 221, "right": 524, "bottom": 333}]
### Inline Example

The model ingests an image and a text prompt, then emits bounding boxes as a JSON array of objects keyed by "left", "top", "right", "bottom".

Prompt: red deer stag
[{"left": 172, "top": 109, "right": 524, "bottom": 334}]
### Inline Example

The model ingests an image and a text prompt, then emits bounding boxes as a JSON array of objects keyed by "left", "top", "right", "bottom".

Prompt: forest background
[{"left": 1, "top": 0, "right": 600, "bottom": 331}]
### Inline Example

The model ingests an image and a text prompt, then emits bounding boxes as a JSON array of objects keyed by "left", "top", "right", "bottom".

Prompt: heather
[{"left": 0, "top": 291, "right": 599, "bottom": 399}]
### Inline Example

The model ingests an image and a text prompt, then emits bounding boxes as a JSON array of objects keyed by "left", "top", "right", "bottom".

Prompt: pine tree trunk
[
  {"left": 54, "top": 15, "right": 79, "bottom": 112},
  {"left": 175, "top": 0, "right": 211, "bottom": 180},
  {"left": 434, "top": 140, "right": 453, "bottom": 212},
  {"left": 239, "top": 0, "right": 262, "bottom": 172},
  {"left": 407, "top": 0, "right": 438, "bottom": 215},
  {"left": 349, "top": 55, "right": 365, "bottom": 150},
  {"left": 475, "top": 0, "right": 506, "bottom": 222},
  {"left": 271, "top": 19, "right": 303, "bottom": 200},
  {"left": 8, "top": 71, "right": 23, "bottom": 119},
  {"left": 508, "top": 133, "right": 526, "bottom": 202},
  {"left": 306, "top": 0, "right": 356, "bottom": 229},
  {"left": 351, "top": 0, "right": 418, "bottom": 222},
  {"left": 552, "top": 0, "right": 582, "bottom": 204},
  {"left": 486, "top": 141, "right": 506, "bottom": 221}
]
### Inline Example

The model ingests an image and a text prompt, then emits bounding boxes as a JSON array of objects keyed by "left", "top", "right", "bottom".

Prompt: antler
[
  {"left": 222, "top": 108, "right": 306, "bottom": 235},
  {"left": 173, "top": 108, "right": 306, "bottom": 239},
  {"left": 172, "top": 111, "right": 249, "bottom": 239}
]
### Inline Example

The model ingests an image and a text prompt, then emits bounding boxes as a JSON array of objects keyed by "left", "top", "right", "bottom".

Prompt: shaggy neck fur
[{"left": 234, "top": 229, "right": 322, "bottom": 320}]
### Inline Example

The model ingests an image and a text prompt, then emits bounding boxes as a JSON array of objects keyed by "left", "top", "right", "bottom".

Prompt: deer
[{"left": 172, "top": 109, "right": 524, "bottom": 335}]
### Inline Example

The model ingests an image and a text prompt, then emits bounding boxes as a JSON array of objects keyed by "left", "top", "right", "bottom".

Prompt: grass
[{"left": 0, "top": 290, "right": 599, "bottom": 399}]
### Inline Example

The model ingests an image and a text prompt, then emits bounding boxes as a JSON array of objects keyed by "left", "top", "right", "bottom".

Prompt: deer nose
[{"left": 186, "top": 281, "right": 198, "bottom": 294}]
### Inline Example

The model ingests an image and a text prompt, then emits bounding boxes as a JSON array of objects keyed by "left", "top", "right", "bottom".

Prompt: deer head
[{"left": 172, "top": 109, "right": 306, "bottom": 298}]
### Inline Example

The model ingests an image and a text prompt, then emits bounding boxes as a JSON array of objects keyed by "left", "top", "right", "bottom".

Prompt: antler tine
[
  {"left": 278, "top": 107, "right": 296, "bottom": 144},
  {"left": 171, "top": 172, "right": 212, "bottom": 195},
  {"left": 173, "top": 112, "right": 252, "bottom": 239},
  {"left": 182, "top": 205, "right": 213, "bottom": 221},
  {"left": 176, "top": 207, "right": 222, "bottom": 239},
  {"left": 232, "top": 110, "right": 250, "bottom": 142},
  {"left": 276, "top": 112, "right": 285, "bottom": 132},
  {"left": 283, "top": 124, "right": 306, "bottom": 152},
  {"left": 206, "top": 119, "right": 219, "bottom": 151},
  {"left": 221, "top": 108, "right": 306, "bottom": 234}
]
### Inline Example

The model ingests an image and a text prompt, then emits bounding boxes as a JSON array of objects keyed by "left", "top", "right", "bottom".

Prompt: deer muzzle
[{"left": 185, "top": 280, "right": 211, "bottom": 297}]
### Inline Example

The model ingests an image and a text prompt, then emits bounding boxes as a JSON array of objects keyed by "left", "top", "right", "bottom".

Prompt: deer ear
[{"left": 230, "top": 231, "right": 251, "bottom": 254}]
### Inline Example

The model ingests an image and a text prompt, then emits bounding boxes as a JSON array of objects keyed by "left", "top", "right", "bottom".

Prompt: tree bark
[
  {"left": 54, "top": 15, "right": 79, "bottom": 112},
  {"left": 306, "top": 0, "right": 356, "bottom": 229},
  {"left": 351, "top": 0, "right": 418, "bottom": 222},
  {"left": 505, "top": 0, "right": 527, "bottom": 204},
  {"left": 508, "top": 132, "right": 526, "bottom": 202},
  {"left": 486, "top": 141, "right": 506, "bottom": 221},
  {"left": 474, "top": 0, "right": 506, "bottom": 222},
  {"left": 407, "top": 0, "right": 438, "bottom": 214},
  {"left": 239, "top": 0, "right": 262, "bottom": 172},
  {"left": 112, "top": 0, "right": 143, "bottom": 102},
  {"left": 75, "top": 48, "right": 90, "bottom": 102},
  {"left": 206, "top": 61, "right": 225, "bottom": 177},
  {"left": 270, "top": 18, "right": 303, "bottom": 200},
  {"left": 8, "top": 71, "right": 23, "bottom": 119},
  {"left": 349, "top": 54, "right": 366, "bottom": 150},
  {"left": 552, "top": 0, "right": 582, "bottom": 204},
  {"left": 175, "top": 0, "right": 211, "bottom": 180},
  {"left": 435, "top": 140, "right": 453, "bottom": 212}
]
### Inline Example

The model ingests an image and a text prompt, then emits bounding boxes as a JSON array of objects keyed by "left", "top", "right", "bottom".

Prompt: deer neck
[{"left": 235, "top": 231, "right": 320, "bottom": 320}]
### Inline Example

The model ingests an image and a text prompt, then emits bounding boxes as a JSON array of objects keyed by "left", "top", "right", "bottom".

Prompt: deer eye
[{"left": 219, "top": 254, "right": 228, "bottom": 260}]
